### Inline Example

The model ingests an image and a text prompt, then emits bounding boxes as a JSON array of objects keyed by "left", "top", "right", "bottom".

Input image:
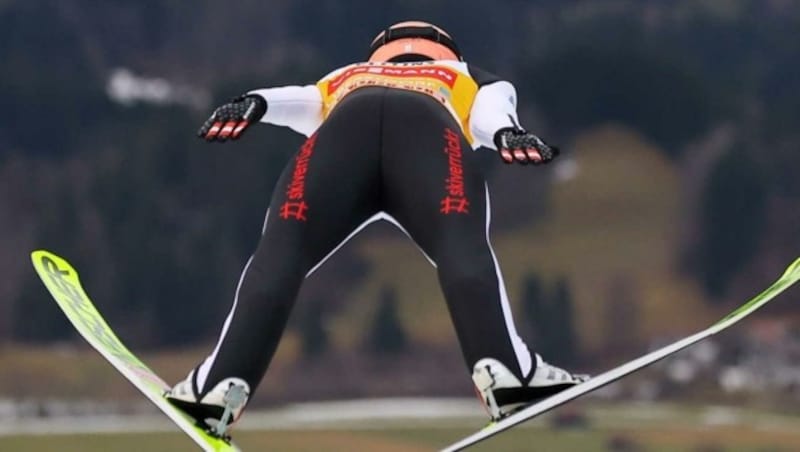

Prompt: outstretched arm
[
  {"left": 469, "top": 81, "right": 559, "bottom": 165},
  {"left": 198, "top": 85, "right": 323, "bottom": 142}
]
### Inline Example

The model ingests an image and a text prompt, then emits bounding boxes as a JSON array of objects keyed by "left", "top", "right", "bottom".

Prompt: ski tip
[
  {"left": 784, "top": 256, "right": 800, "bottom": 279},
  {"left": 31, "top": 249, "right": 58, "bottom": 260},
  {"left": 30, "top": 250, "right": 79, "bottom": 280},
  {"left": 31, "top": 249, "right": 51, "bottom": 266},
  {"left": 30, "top": 249, "right": 63, "bottom": 266}
]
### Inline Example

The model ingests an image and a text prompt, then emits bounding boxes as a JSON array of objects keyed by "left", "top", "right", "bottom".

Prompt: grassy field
[
  {"left": 5, "top": 403, "right": 800, "bottom": 452},
  {"left": 6, "top": 422, "right": 800, "bottom": 452}
]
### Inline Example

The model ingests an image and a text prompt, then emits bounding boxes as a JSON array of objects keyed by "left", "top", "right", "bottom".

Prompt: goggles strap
[{"left": 369, "top": 26, "right": 462, "bottom": 60}]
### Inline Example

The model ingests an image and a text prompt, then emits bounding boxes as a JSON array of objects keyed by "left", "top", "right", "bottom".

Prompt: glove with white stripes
[
  {"left": 493, "top": 127, "right": 560, "bottom": 165},
  {"left": 198, "top": 94, "right": 267, "bottom": 142}
]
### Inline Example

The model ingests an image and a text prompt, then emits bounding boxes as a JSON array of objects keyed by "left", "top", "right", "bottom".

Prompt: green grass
[
  {"left": 0, "top": 344, "right": 211, "bottom": 399},
  {"left": 5, "top": 403, "right": 800, "bottom": 451},
  {"left": 5, "top": 423, "right": 800, "bottom": 452}
]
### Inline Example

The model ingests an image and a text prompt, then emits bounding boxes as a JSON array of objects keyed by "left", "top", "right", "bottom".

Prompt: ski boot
[
  {"left": 472, "top": 354, "right": 589, "bottom": 421},
  {"left": 166, "top": 369, "right": 250, "bottom": 440}
]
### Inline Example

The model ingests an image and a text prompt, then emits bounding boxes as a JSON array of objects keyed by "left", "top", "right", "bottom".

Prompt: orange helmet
[{"left": 369, "top": 21, "right": 462, "bottom": 62}]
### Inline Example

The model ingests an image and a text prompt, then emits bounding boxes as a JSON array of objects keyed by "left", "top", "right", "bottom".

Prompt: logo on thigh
[
  {"left": 280, "top": 134, "right": 317, "bottom": 221},
  {"left": 440, "top": 128, "right": 470, "bottom": 215}
]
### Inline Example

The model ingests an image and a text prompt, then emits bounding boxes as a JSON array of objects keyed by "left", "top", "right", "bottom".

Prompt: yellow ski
[
  {"left": 31, "top": 250, "right": 240, "bottom": 452},
  {"left": 442, "top": 256, "right": 800, "bottom": 451}
]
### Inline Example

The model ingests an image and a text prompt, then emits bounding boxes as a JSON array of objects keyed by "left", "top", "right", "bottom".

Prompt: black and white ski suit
[{"left": 193, "top": 60, "right": 537, "bottom": 400}]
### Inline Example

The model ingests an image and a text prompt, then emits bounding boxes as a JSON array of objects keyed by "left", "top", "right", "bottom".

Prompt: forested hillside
[{"left": 1, "top": 0, "right": 799, "bottom": 359}]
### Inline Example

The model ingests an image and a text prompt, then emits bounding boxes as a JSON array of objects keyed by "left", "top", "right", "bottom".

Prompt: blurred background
[{"left": 2, "top": 0, "right": 800, "bottom": 450}]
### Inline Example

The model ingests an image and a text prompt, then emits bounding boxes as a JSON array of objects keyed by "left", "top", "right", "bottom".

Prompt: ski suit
[{"left": 193, "top": 60, "right": 535, "bottom": 400}]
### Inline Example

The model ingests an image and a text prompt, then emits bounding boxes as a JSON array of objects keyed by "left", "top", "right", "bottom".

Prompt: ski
[
  {"left": 30, "top": 250, "right": 241, "bottom": 452},
  {"left": 441, "top": 256, "right": 800, "bottom": 452}
]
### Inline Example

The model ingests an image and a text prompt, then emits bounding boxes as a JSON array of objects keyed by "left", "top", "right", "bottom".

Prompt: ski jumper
[{"left": 192, "top": 60, "right": 536, "bottom": 399}]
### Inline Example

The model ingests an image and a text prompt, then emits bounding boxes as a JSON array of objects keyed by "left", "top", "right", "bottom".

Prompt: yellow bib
[{"left": 316, "top": 63, "right": 479, "bottom": 143}]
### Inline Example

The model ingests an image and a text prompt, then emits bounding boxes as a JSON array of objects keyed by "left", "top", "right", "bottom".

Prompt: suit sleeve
[
  {"left": 468, "top": 80, "right": 521, "bottom": 150},
  {"left": 247, "top": 85, "right": 323, "bottom": 137}
]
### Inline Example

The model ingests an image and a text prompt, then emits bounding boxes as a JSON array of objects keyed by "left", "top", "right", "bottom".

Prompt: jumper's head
[{"left": 368, "top": 21, "right": 462, "bottom": 63}]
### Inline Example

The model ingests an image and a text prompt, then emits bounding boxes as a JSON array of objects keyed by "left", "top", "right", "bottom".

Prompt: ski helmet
[{"left": 368, "top": 21, "right": 462, "bottom": 62}]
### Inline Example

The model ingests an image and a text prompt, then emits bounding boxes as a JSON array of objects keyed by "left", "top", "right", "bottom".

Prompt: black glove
[
  {"left": 198, "top": 94, "right": 267, "bottom": 142},
  {"left": 493, "top": 127, "right": 560, "bottom": 165}
]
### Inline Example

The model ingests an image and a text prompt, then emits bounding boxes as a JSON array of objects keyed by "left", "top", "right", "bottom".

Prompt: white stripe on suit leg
[
  {"left": 196, "top": 254, "right": 254, "bottom": 393},
  {"left": 484, "top": 183, "right": 533, "bottom": 377},
  {"left": 197, "top": 208, "right": 272, "bottom": 392}
]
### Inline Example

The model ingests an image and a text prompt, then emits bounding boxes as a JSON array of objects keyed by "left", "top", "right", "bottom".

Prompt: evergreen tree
[
  {"left": 551, "top": 277, "right": 578, "bottom": 366},
  {"left": 13, "top": 186, "right": 80, "bottom": 343},
  {"left": 521, "top": 273, "right": 552, "bottom": 356},
  {"left": 699, "top": 146, "right": 768, "bottom": 299},
  {"left": 300, "top": 300, "right": 329, "bottom": 359},
  {"left": 366, "top": 285, "right": 408, "bottom": 354},
  {"left": 522, "top": 274, "right": 580, "bottom": 366}
]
